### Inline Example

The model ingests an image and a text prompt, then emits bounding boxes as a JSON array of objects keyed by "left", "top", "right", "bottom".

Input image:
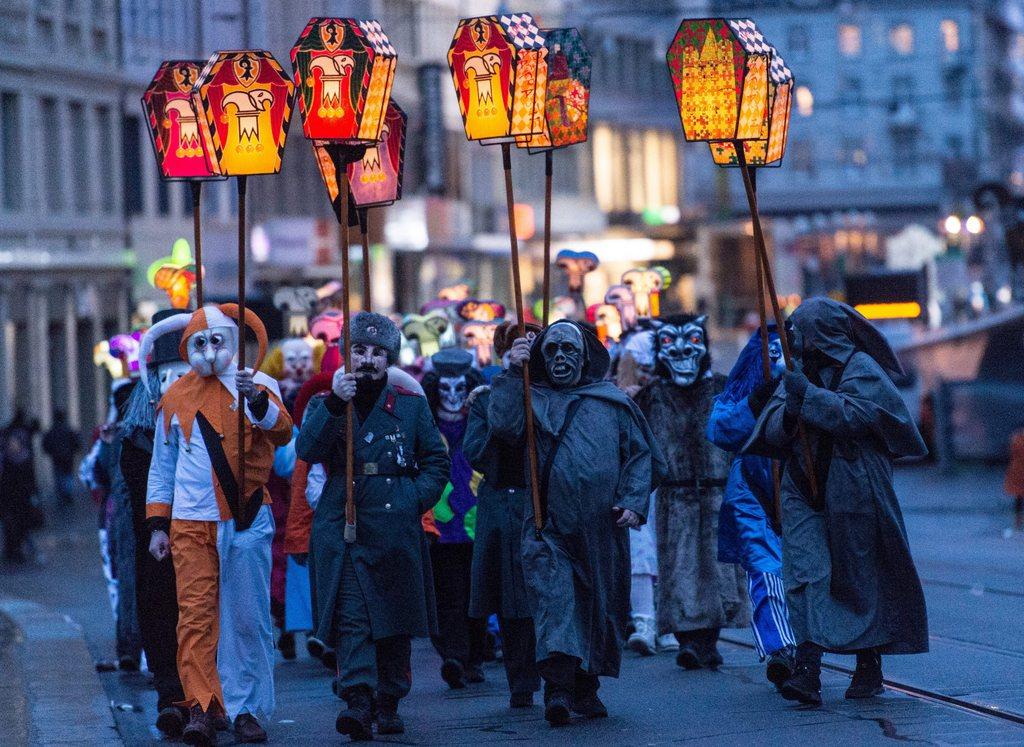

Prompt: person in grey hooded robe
[
  {"left": 488, "top": 320, "right": 666, "bottom": 727},
  {"left": 744, "top": 297, "right": 928, "bottom": 706}
]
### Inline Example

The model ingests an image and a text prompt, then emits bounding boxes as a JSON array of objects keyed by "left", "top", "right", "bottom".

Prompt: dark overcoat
[
  {"left": 464, "top": 387, "right": 533, "bottom": 620},
  {"left": 296, "top": 384, "right": 450, "bottom": 645}
]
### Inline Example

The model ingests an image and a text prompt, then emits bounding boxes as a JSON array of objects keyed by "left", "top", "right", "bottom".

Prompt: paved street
[{"left": 2, "top": 464, "right": 1023, "bottom": 745}]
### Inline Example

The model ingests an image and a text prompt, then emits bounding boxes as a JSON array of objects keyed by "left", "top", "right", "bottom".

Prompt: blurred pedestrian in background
[
  {"left": 43, "top": 409, "right": 81, "bottom": 507},
  {"left": 1, "top": 409, "right": 42, "bottom": 562}
]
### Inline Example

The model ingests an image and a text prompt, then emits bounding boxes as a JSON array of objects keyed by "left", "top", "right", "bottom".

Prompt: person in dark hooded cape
[
  {"left": 743, "top": 297, "right": 928, "bottom": 706},
  {"left": 487, "top": 320, "right": 666, "bottom": 727}
]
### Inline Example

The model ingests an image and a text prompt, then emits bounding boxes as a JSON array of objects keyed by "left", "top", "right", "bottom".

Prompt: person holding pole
[
  {"left": 296, "top": 312, "right": 449, "bottom": 741},
  {"left": 488, "top": 320, "right": 665, "bottom": 727}
]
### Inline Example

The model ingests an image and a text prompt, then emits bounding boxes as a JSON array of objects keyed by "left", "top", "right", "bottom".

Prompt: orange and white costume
[{"left": 145, "top": 304, "right": 293, "bottom": 721}]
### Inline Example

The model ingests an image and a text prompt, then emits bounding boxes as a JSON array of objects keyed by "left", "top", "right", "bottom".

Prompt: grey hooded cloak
[
  {"left": 487, "top": 321, "right": 666, "bottom": 677},
  {"left": 745, "top": 298, "right": 929, "bottom": 654}
]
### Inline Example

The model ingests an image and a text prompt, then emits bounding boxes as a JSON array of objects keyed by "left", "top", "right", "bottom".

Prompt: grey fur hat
[{"left": 349, "top": 311, "right": 401, "bottom": 363}]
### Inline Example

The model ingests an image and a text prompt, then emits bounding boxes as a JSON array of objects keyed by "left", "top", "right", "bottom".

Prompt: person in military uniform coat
[{"left": 296, "top": 312, "right": 450, "bottom": 741}]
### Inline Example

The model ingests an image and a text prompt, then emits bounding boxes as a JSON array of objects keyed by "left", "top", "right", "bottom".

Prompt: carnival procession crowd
[{"left": 73, "top": 285, "right": 929, "bottom": 745}]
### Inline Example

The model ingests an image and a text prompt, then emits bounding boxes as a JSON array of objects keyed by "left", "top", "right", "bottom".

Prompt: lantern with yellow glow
[
  {"left": 448, "top": 14, "right": 547, "bottom": 144},
  {"left": 192, "top": 50, "right": 294, "bottom": 176},
  {"left": 142, "top": 61, "right": 220, "bottom": 180},
  {"left": 291, "top": 18, "right": 397, "bottom": 145},
  {"left": 709, "top": 40, "right": 793, "bottom": 167},
  {"left": 518, "top": 27, "right": 591, "bottom": 152},
  {"left": 666, "top": 18, "right": 771, "bottom": 144}
]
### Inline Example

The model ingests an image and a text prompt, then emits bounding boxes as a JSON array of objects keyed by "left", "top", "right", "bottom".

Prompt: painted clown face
[
  {"left": 158, "top": 361, "right": 191, "bottom": 395},
  {"left": 281, "top": 338, "right": 313, "bottom": 384},
  {"left": 437, "top": 375, "right": 469, "bottom": 420},
  {"left": 542, "top": 323, "right": 585, "bottom": 389},
  {"left": 187, "top": 326, "right": 236, "bottom": 377},
  {"left": 655, "top": 318, "right": 707, "bottom": 388}
]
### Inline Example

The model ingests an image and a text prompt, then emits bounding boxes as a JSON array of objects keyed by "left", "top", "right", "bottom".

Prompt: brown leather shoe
[
  {"left": 234, "top": 712, "right": 268, "bottom": 743},
  {"left": 181, "top": 706, "right": 216, "bottom": 746}
]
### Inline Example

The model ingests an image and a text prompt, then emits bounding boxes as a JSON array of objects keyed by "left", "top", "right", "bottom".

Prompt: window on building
[
  {"left": 69, "top": 101, "right": 89, "bottom": 211},
  {"left": 944, "top": 66, "right": 965, "bottom": 106},
  {"left": 946, "top": 134, "right": 964, "bottom": 157},
  {"left": 892, "top": 130, "right": 919, "bottom": 174},
  {"left": 793, "top": 140, "right": 815, "bottom": 176},
  {"left": 65, "top": 22, "right": 83, "bottom": 50},
  {"left": 94, "top": 105, "right": 113, "bottom": 213},
  {"left": 941, "top": 19, "right": 960, "bottom": 53},
  {"left": 789, "top": 24, "right": 810, "bottom": 57},
  {"left": 839, "top": 137, "right": 868, "bottom": 174},
  {"left": 121, "top": 114, "right": 143, "bottom": 216},
  {"left": 592, "top": 124, "right": 677, "bottom": 217},
  {"left": 92, "top": 27, "right": 107, "bottom": 56},
  {"left": 838, "top": 24, "right": 862, "bottom": 57},
  {"left": 1, "top": 92, "right": 22, "bottom": 210},
  {"left": 41, "top": 97, "right": 63, "bottom": 212},
  {"left": 892, "top": 75, "right": 916, "bottom": 105},
  {"left": 839, "top": 76, "right": 863, "bottom": 107},
  {"left": 889, "top": 23, "right": 914, "bottom": 55},
  {"left": 796, "top": 85, "right": 814, "bottom": 117}
]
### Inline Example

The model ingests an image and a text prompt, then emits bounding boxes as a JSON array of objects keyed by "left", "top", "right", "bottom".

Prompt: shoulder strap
[{"left": 195, "top": 412, "right": 263, "bottom": 531}]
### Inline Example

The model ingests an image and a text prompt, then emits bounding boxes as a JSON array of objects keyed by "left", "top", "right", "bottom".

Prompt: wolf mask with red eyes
[{"left": 651, "top": 314, "right": 710, "bottom": 388}]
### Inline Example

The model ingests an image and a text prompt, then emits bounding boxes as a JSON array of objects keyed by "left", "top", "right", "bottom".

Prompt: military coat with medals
[{"left": 296, "top": 383, "right": 450, "bottom": 645}]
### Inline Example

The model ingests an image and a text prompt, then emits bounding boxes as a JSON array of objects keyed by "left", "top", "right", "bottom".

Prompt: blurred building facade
[{"left": 713, "top": 0, "right": 1024, "bottom": 301}]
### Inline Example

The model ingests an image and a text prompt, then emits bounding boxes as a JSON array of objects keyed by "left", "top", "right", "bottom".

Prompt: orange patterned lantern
[
  {"left": 666, "top": 18, "right": 771, "bottom": 143},
  {"left": 518, "top": 27, "right": 591, "bottom": 152},
  {"left": 290, "top": 18, "right": 397, "bottom": 145},
  {"left": 192, "top": 50, "right": 295, "bottom": 176},
  {"left": 142, "top": 60, "right": 220, "bottom": 180},
  {"left": 448, "top": 13, "right": 547, "bottom": 144},
  {"left": 709, "top": 39, "right": 793, "bottom": 167}
]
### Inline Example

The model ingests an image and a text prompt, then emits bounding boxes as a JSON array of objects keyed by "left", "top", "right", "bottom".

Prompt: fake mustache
[{"left": 355, "top": 364, "right": 378, "bottom": 373}]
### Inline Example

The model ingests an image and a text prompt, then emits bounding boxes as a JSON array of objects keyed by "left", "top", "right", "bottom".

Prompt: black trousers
[
  {"left": 498, "top": 616, "right": 540, "bottom": 696},
  {"left": 430, "top": 542, "right": 488, "bottom": 667},
  {"left": 537, "top": 653, "right": 598, "bottom": 699},
  {"left": 134, "top": 539, "right": 185, "bottom": 710}
]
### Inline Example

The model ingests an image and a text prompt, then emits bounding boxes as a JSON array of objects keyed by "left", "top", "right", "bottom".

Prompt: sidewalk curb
[{"left": 0, "top": 598, "right": 121, "bottom": 746}]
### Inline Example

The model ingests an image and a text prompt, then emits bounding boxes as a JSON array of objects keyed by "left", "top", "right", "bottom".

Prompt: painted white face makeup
[
  {"left": 158, "top": 361, "right": 191, "bottom": 395},
  {"left": 350, "top": 343, "right": 388, "bottom": 381},
  {"left": 187, "top": 326, "right": 236, "bottom": 377},
  {"left": 281, "top": 339, "right": 313, "bottom": 383}
]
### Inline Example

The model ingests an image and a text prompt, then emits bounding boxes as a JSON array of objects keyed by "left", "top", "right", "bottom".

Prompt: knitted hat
[{"left": 349, "top": 311, "right": 401, "bottom": 363}]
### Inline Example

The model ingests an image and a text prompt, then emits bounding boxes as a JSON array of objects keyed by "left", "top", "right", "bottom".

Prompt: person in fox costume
[{"left": 145, "top": 304, "right": 293, "bottom": 744}]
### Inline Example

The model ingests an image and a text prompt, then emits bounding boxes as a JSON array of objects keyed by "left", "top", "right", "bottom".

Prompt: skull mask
[
  {"left": 187, "top": 326, "right": 236, "bottom": 377},
  {"left": 437, "top": 375, "right": 469, "bottom": 420},
  {"left": 654, "top": 316, "right": 708, "bottom": 388},
  {"left": 542, "top": 322, "right": 585, "bottom": 389}
]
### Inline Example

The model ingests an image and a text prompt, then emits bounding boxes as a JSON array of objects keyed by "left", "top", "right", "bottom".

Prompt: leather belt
[{"left": 354, "top": 462, "right": 414, "bottom": 477}]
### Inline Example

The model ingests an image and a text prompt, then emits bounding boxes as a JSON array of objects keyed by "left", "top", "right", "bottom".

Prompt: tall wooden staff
[
  {"left": 142, "top": 59, "right": 224, "bottom": 309},
  {"left": 516, "top": 27, "right": 593, "bottom": 327},
  {"left": 448, "top": 14, "right": 549, "bottom": 531},
  {"left": 192, "top": 49, "right": 295, "bottom": 488},
  {"left": 293, "top": 17, "right": 399, "bottom": 543}
]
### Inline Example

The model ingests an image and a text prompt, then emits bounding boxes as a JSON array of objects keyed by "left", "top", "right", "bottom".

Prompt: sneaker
[
  {"left": 544, "top": 691, "right": 572, "bottom": 726},
  {"left": 780, "top": 664, "right": 822, "bottom": 706},
  {"left": 233, "top": 712, "right": 268, "bottom": 743},
  {"left": 657, "top": 634, "right": 680, "bottom": 652},
  {"left": 845, "top": 650, "right": 884, "bottom": 699},
  {"left": 627, "top": 615, "right": 656, "bottom": 656},
  {"left": 181, "top": 705, "right": 216, "bottom": 746},
  {"left": 441, "top": 658, "right": 466, "bottom": 689},
  {"left": 766, "top": 647, "right": 796, "bottom": 690},
  {"left": 306, "top": 635, "right": 326, "bottom": 660},
  {"left": 375, "top": 693, "right": 405, "bottom": 735}
]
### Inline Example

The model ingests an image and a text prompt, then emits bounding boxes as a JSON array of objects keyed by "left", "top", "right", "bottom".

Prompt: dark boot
[
  {"left": 181, "top": 705, "right": 217, "bottom": 746},
  {"left": 277, "top": 631, "right": 297, "bottom": 660},
  {"left": 845, "top": 649, "right": 884, "bottom": 699},
  {"left": 696, "top": 628, "right": 723, "bottom": 669},
  {"left": 322, "top": 648, "right": 338, "bottom": 673},
  {"left": 375, "top": 693, "right": 405, "bottom": 735},
  {"left": 539, "top": 654, "right": 576, "bottom": 727},
  {"left": 571, "top": 671, "right": 607, "bottom": 719},
  {"left": 336, "top": 686, "right": 374, "bottom": 741},
  {"left": 465, "top": 662, "right": 485, "bottom": 684},
  {"left": 440, "top": 658, "right": 466, "bottom": 689},
  {"left": 509, "top": 691, "right": 534, "bottom": 708},
  {"left": 766, "top": 645, "right": 796, "bottom": 690},
  {"left": 544, "top": 688, "right": 572, "bottom": 726},
  {"left": 674, "top": 631, "right": 702, "bottom": 670},
  {"left": 780, "top": 642, "right": 822, "bottom": 706},
  {"left": 155, "top": 706, "right": 187, "bottom": 738},
  {"left": 233, "top": 712, "right": 268, "bottom": 743}
]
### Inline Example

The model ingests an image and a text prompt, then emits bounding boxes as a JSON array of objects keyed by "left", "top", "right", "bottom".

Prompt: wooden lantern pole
[
  {"left": 332, "top": 146, "right": 358, "bottom": 544},
  {"left": 190, "top": 181, "right": 204, "bottom": 308},
  {"left": 358, "top": 207, "right": 372, "bottom": 311},
  {"left": 541, "top": 150, "right": 553, "bottom": 327},
  {"left": 236, "top": 176, "right": 248, "bottom": 496},
  {"left": 735, "top": 146, "right": 818, "bottom": 501},
  {"left": 501, "top": 143, "right": 544, "bottom": 534}
]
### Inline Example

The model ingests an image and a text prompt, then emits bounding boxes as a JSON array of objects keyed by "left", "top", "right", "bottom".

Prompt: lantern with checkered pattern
[
  {"left": 448, "top": 13, "right": 547, "bottom": 144},
  {"left": 666, "top": 18, "right": 772, "bottom": 144},
  {"left": 709, "top": 42, "right": 793, "bottom": 167},
  {"left": 291, "top": 18, "right": 397, "bottom": 145},
  {"left": 192, "top": 50, "right": 295, "bottom": 176},
  {"left": 517, "top": 27, "right": 591, "bottom": 152}
]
